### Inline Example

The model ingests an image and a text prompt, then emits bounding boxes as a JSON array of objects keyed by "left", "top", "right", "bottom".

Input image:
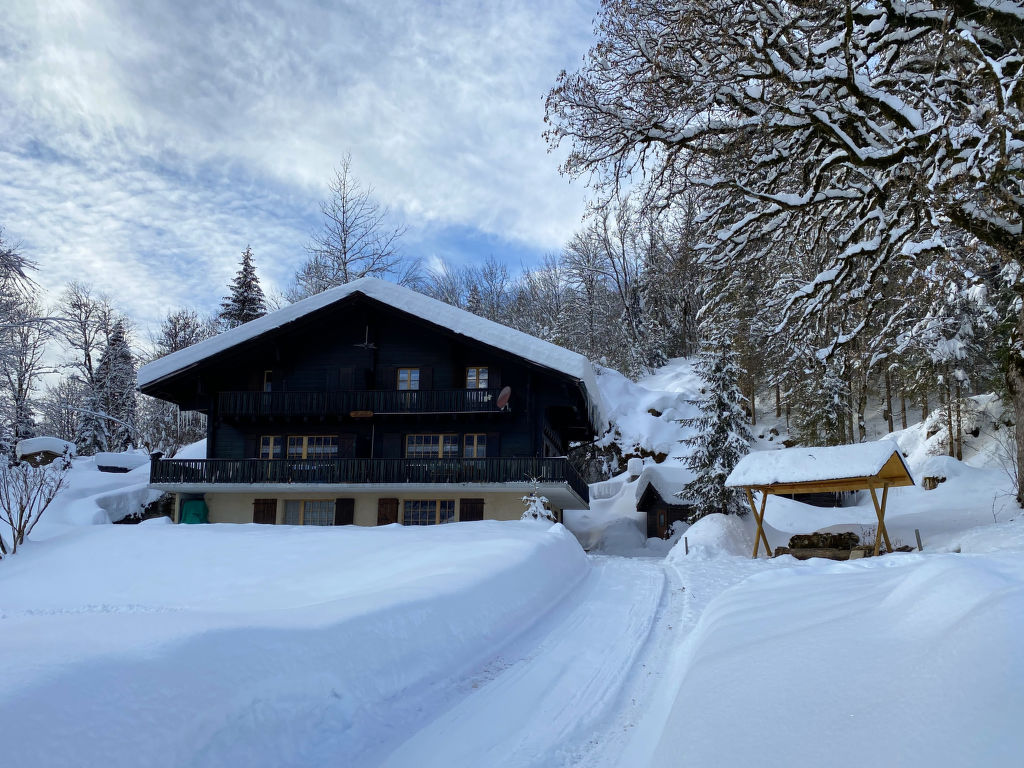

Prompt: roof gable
[{"left": 137, "top": 277, "right": 608, "bottom": 426}]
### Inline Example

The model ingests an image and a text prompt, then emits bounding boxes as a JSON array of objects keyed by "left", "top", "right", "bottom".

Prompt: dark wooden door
[
  {"left": 377, "top": 497, "right": 399, "bottom": 526},
  {"left": 334, "top": 498, "right": 355, "bottom": 526},
  {"left": 253, "top": 498, "right": 277, "bottom": 525},
  {"left": 460, "top": 498, "right": 484, "bottom": 522}
]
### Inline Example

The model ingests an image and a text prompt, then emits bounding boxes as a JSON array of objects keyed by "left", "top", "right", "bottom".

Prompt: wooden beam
[
  {"left": 747, "top": 488, "right": 772, "bottom": 559},
  {"left": 867, "top": 484, "right": 893, "bottom": 556}
]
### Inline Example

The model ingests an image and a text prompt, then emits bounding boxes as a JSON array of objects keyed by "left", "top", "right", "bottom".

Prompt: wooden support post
[
  {"left": 684, "top": 537, "right": 689, "bottom": 556},
  {"left": 868, "top": 483, "right": 894, "bottom": 556},
  {"left": 914, "top": 528, "right": 923, "bottom": 552},
  {"left": 746, "top": 487, "right": 772, "bottom": 559}
]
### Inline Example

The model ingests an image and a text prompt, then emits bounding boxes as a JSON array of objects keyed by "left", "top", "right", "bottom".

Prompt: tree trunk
[
  {"left": 945, "top": 377, "right": 955, "bottom": 457},
  {"left": 921, "top": 392, "right": 929, "bottom": 422},
  {"left": 884, "top": 370, "right": 894, "bottom": 433},
  {"left": 955, "top": 380, "right": 963, "bottom": 461},
  {"left": 775, "top": 382, "right": 782, "bottom": 418},
  {"left": 749, "top": 382, "right": 757, "bottom": 426},
  {"left": 900, "top": 386, "right": 908, "bottom": 429},
  {"left": 847, "top": 374, "right": 855, "bottom": 444},
  {"left": 1007, "top": 344, "right": 1024, "bottom": 506}
]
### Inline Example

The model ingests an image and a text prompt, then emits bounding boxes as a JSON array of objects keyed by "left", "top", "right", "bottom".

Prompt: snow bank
[
  {"left": 649, "top": 552, "right": 1024, "bottom": 766},
  {"left": 0, "top": 521, "right": 588, "bottom": 767},
  {"left": 137, "top": 277, "right": 608, "bottom": 427},
  {"left": 667, "top": 513, "right": 753, "bottom": 560},
  {"left": 15, "top": 436, "right": 75, "bottom": 458}
]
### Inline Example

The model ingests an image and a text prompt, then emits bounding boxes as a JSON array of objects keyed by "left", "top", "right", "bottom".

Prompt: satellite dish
[{"left": 496, "top": 386, "right": 512, "bottom": 409}]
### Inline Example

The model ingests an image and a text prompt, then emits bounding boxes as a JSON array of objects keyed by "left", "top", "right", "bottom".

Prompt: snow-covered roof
[
  {"left": 725, "top": 439, "right": 911, "bottom": 488},
  {"left": 636, "top": 463, "right": 696, "bottom": 504},
  {"left": 137, "top": 277, "right": 608, "bottom": 427},
  {"left": 94, "top": 451, "right": 150, "bottom": 470},
  {"left": 16, "top": 436, "right": 76, "bottom": 459}
]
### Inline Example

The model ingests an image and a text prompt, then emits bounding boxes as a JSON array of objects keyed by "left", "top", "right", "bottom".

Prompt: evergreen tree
[
  {"left": 220, "top": 246, "right": 266, "bottom": 328},
  {"left": 92, "top": 320, "right": 137, "bottom": 451},
  {"left": 678, "top": 334, "right": 752, "bottom": 520}
]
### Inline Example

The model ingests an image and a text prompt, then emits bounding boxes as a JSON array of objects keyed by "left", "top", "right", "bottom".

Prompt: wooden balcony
[
  {"left": 217, "top": 389, "right": 505, "bottom": 418},
  {"left": 150, "top": 456, "right": 588, "bottom": 505}
]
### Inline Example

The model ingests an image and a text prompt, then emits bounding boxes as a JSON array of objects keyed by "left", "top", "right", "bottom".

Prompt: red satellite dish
[{"left": 496, "top": 386, "right": 512, "bottom": 409}]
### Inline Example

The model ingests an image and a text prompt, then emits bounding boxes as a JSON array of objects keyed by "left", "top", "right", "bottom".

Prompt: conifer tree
[
  {"left": 220, "top": 246, "right": 266, "bottom": 329},
  {"left": 92, "top": 320, "right": 137, "bottom": 451},
  {"left": 678, "top": 333, "right": 752, "bottom": 520}
]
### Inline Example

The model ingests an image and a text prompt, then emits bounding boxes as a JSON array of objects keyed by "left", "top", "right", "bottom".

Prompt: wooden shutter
[
  {"left": 339, "top": 433, "right": 357, "bottom": 459},
  {"left": 383, "top": 433, "right": 402, "bottom": 458},
  {"left": 334, "top": 498, "right": 355, "bottom": 526},
  {"left": 244, "top": 436, "right": 257, "bottom": 458},
  {"left": 377, "top": 497, "right": 399, "bottom": 526},
  {"left": 460, "top": 498, "right": 484, "bottom": 522},
  {"left": 419, "top": 367, "right": 433, "bottom": 389},
  {"left": 253, "top": 498, "right": 277, "bottom": 525},
  {"left": 486, "top": 432, "right": 500, "bottom": 458}
]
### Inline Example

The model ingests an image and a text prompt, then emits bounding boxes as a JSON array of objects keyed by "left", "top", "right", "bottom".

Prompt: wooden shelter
[{"left": 725, "top": 440, "right": 915, "bottom": 559}]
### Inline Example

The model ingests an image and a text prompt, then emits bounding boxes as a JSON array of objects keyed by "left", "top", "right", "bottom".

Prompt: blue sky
[{"left": 0, "top": 0, "right": 597, "bottom": 343}]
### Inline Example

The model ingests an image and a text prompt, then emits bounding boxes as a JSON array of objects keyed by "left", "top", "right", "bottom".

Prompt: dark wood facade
[
  {"left": 141, "top": 292, "right": 596, "bottom": 506},
  {"left": 637, "top": 485, "right": 693, "bottom": 539}
]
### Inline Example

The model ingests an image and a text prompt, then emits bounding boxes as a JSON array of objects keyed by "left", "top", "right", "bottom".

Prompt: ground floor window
[
  {"left": 253, "top": 498, "right": 277, "bottom": 524},
  {"left": 283, "top": 499, "right": 335, "bottom": 526},
  {"left": 403, "top": 499, "right": 455, "bottom": 525}
]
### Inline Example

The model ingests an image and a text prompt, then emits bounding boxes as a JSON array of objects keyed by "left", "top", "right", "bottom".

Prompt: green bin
[{"left": 180, "top": 499, "right": 209, "bottom": 524}]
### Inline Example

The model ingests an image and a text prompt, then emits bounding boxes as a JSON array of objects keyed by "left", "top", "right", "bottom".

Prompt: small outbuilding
[
  {"left": 15, "top": 437, "right": 76, "bottom": 467},
  {"left": 635, "top": 464, "right": 695, "bottom": 539},
  {"left": 725, "top": 440, "right": 915, "bottom": 559}
]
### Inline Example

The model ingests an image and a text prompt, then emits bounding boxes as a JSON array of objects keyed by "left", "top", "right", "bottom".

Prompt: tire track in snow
[{"left": 377, "top": 556, "right": 665, "bottom": 768}]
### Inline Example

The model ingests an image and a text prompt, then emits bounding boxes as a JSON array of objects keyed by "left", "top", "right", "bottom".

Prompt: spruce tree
[
  {"left": 678, "top": 334, "right": 753, "bottom": 520},
  {"left": 220, "top": 246, "right": 267, "bottom": 328},
  {"left": 92, "top": 320, "right": 137, "bottom": 451}
]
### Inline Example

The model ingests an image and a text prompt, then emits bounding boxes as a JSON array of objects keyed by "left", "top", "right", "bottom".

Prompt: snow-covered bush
[
  {"left": 521, "top": 491, "right": 556, "bottom": 522},
  {"left": 0, "top": 450, "right": 71, "bottom": 558}
]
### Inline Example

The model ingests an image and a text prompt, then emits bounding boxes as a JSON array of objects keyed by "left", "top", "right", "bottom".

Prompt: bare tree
[
  {"left": 0, "top": 299, "right": 51, "bottom": 444},
  {"left": 56, "top": 281, "right": 116, "bottom": 387},
  {"left": 292, "top": 154, "right": 408, "bottom": 298},
  {"left": 0, "top": 452, "right": 71, "bottom": 559}
]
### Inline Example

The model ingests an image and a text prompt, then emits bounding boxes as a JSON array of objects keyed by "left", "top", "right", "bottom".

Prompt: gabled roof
[
  {"left": 725, "top": 439, "right": 914, "bottom": 492},
  {"left": 635, "top": 463, "right": 696, "bottom": 505},
  {"left": 137, "top": 276, "right": 608, "bottom": 427}
]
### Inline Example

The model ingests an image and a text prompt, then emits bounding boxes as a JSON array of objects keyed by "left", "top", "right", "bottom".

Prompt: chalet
[
  {"left": 634, "top": 464, "right": 695, "bottom": 538},
  {"left": 138, "top": 277, "right": 606, "bottom": 527}
]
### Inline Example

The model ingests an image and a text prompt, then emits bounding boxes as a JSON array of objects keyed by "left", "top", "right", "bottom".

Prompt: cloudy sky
[{"left": 0, "top": 0, "right": 598, "bottom": 342}]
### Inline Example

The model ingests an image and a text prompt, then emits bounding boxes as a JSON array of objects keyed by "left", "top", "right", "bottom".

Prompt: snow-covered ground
[{"left": 3, "top": 359, "right": 1023, "bottom": 766}]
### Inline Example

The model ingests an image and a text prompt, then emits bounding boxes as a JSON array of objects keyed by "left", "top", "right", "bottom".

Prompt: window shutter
[
  {"left": 334, "top": 498, "right": 355, "bottom": 526},
  {"left": 244, "top": 436, "right": 257, "bottom": 458},
  {"left": 253, "top": 498, "right": 277, "bottom": 524},
  {"left": 339, "top": 433, "right": 357, "bottom": 459},
  {"left": 380, "top": 366, "right": 396, "bottom": 389},
  {"left": 383, "top": 433, "right": 402, "bottom": 458},
  {"left": 460, "top": 498, "right": 484, "bottom": 522},
  {"left": 487, "top": 432, "right": 500, "bottom": 458},
  {"left": 489, "top": 366, "right": 500, "bottom": 388},
  {"left": 377, "top": 497, "right": 399, "bottom": 526},
  {"left": 419, "top": 367, "right": 433, "bottom": 389}
]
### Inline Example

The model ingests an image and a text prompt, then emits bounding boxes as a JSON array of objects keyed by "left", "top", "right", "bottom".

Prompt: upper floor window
[
  {"left": 397, "top": 368, "right": 420, "bottom": 390},
  {"left": 260, "top": 435, "right": 283, "bottom": 459},
  {"left": 464, "top": 433, "right": 487, "bottom": 458},
  {"left": 406, "top": 434, "right": 459, "bottom": 459},
  {"left": 287, "top": 435, "right": 339, "bottom": 459},
  {"left": 466, "top": 367, "right": 488, "bottom": 389},
  {"left": 263, "top": 370, "right": 273, "bottom": 392}
]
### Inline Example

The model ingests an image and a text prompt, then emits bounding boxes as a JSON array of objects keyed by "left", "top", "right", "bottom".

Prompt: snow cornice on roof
[{"left": 137, "top": 277, "right": 608, "bottom": 429}]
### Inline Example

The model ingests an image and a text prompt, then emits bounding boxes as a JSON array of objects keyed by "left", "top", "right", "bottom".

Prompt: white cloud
[{"left": 0, "top": 0, "right": 597, "bottom": 337}]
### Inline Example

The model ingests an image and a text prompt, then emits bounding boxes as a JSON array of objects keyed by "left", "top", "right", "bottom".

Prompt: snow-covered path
[{"left": 378, "top": 556, "right": 668, "bottom": 768}]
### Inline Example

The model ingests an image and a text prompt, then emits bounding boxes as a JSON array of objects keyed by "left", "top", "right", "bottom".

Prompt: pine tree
[
  {"left": 220, "top": 246, "right": 266, "bottom": 329},
  {"left": 678, "top": 334, "right": 753, "bottom": 520},
  {"left": 92, "top": 320, "right": 137, "bottom": 451}
]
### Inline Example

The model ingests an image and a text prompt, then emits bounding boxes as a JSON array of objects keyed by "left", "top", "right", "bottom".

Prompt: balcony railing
[
  {"left": 150, "top": 456, "right": 588, "bottom": 504},
  {"left": 218, "top": 389, "right": 505, "bottom": 418}
]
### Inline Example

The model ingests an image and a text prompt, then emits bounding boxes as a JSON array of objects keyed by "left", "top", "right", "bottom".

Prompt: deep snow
[{"left": 4, "top": 358, "right": 1024, "bottom": 767}]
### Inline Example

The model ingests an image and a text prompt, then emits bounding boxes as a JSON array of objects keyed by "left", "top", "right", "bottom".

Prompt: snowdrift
[{"left": 0, "top": 521, "right": 588, "bottom": 767}]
